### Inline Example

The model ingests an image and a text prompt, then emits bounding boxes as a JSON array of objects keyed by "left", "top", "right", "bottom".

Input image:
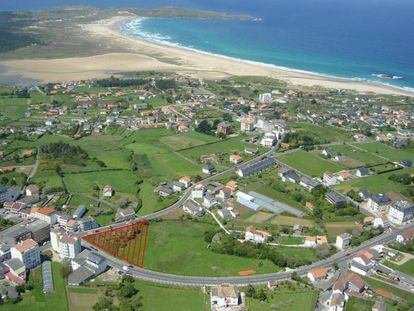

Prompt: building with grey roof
[
  {"left": 326, "top": 191, "right": 346, "bottom": 208},
  {"left": 248, "top": 191, "right": 305, "bottom": 217},
  {"left": 236, "top": 157, "right": 276, "bottom": 177},
  {"left": 183, "top": 200, "right": 205, "bottom": 217},
  {"left": 69, "top": 250, "right": 107, "bottom": 286},
  {"left": 299, "top": 176, "right": 322, "bottom": 191},
  {"left": 26, "top": 220, "right": 50, "bottom": 244},
  {"left": 73, "top": 205, "right": 86, "bottom": 219},
  {"left": 42, "top": 261, "right": 54, "bottom": 293},
  {"left": 0, "top": 186, "right": 20, "bottom": 205},
  {"left": 279, "top": 169, "right": 300, "bottom": 183}
]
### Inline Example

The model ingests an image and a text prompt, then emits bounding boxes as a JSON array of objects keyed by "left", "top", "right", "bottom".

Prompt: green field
[
  {"left": 384, "top": 259, "right": 414, "bottom": 276},
  {"left": 144, "top": 220, "right": 280, "bottom": 276},
  {"left": 137, "top": 282, "right": 208, "bottom": 311},
  {"left": 291, "top": 123, "right": 350, "bottom": 143},
  {"left": 1, "top": 263, "right": 69, "bottom": 311},
  {"left": 363, "top": 276, "right": 414, "bottom": 304},
  {"left": 143, "top": 220, "right": 319, "bottom": 276},
  {"left": 270, "top": 215, "right": 315, "bottom": 228},
  {"left": 29, "top": 130, "right": 207, "bottom": 214},
  {"left": 241, "top": 169, "right": 310, "bottom": 213},
  {"left": 137, "top": 181, "right": 177, "bottom": 216},
  {"left": 326, "top": 222, "right": 359, "bottom": 240},
  {"left": 179, "top": 136, "right": 258, "bottom": 162},
  {"left": 274, "top": 236, "right": 304, "bottom": 245},
  {"left": 330, "top": 144, "right": 385, "bottom": 166},
  {"left": 334, "top": 167, "right": 414, "bottom": 195},
  {"left": 159, "top": 131, "right": 218, "bottom": 151},
  {"left": 246, "top": 284, "right": 318, "bottom": 311},
  {"left": 356, "top": 142, "right": 414, "bottom": 162},
  {"left": 345, "top": 297, "right": 397, "bottom": 311},
  {"left": 279, "top": 150, "right": 345, "bottom": 177},
  {"left": 0, "top": 97, "right": 28, "bottom": 120},
  {"left": 63, "top": 170, "right": 137, "bottom": 197}
]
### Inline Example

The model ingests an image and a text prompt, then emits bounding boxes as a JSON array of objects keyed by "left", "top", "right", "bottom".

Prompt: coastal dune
[{"left": 1, "top": 16, "right": 413, "bottom": 96}]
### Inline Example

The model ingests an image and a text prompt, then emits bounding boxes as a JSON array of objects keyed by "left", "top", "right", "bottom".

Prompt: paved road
[
  {"left": 82, "top": 222, "right": 414, "bottom": 286},
  {"left": 83, "top": 145, "right": 277, "bottom": 234},
  {"left": 84, "top": 141, "right": 350, "bottom": 235},
  {"left": 80, "top": 140, "right": 408, "bottom": 286}
]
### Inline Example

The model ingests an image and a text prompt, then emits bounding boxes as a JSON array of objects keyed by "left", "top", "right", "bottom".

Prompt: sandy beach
[{"left": 1, "top": 15, "right": 413, "bottom": 96}]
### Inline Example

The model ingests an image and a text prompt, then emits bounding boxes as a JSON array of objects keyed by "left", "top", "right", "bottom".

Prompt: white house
[
  {"left": 367, "top": 194, "right": 391, "bottom": 212},
  {"left": 355, "top": 167, "right": 369, "bottom": 177},
  {"left": 307, "top": 268, "right": 328, "bottom": 283},
  {"left": 202, "top": 164, "right": 216, "bottom": 175},
  {"left": 172, "top": 181, "right": 185, "bottom": 192},
  {"left": 179, "top": 176, "right": 192, "bottom": 188},
  {"left": 373, "top": 215, "right": 390, "bottom": 228},
  {"left": 229, "top": 154, "right": 243, "bottom": 165},
  {"left": 25, "top": 185, "right": 39, "bottom": 197},
  {"left": 321, "top": 149, "right": 335, "bottom": 157},
  {"left": 336, "top": 233, "right": 352, "bottom": 250},
  {"left": 323, "top": 171, "right": 338, "bottom": 186},
  {"left": 245, "top": 226, "right": 270, "bottom": 243},
  {"left": 203, "top": 194, "right": 218, "bottom": 208},
  {"left": 388, "top": 200, "right": 414, "bottom": 225},
  {"left": 217, "top": 208, "right": 236, "bottom": 220},
  {"left": 183, "top": 200, "right": 205, "bottom": 217},
  {"left": 210, "top": 284, "right": 241, "bottom": 310},
  {"left": 260, "top": 132, "right": 276, "bottom": 147},
  {"left": 350, "top": 250, "right": 376, "bottom": 276},
  {"left": 103, "top": 185, "right": 113, "bottom": 197},
  {"left": 396, "top": 227, "right": 414, "bottom": 243},
  {"left": 240, "top": 118, "right": 255, "bottom": 132},
  {"left": 51, "top": 229, "right": 81, "bottom": 259},
  {"left": 31, "top": 206, "right": 57, "bottom": 224},
  {"left": 10, "top": 239, "right": 41, "bottom": 270},
  {"left": 218, "top": 188, "right": 232, "bottom": 201},
  {"left": 191, "top": 184, "right": 205, "bottom": 199}
]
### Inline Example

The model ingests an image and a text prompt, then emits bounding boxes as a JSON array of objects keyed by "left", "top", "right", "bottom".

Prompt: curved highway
[
  {"left": 82, "top": 222, "right": 413, "bottom": 286},
  {"left": 81, "top": 141, "right": 410, "bottom": 286}
]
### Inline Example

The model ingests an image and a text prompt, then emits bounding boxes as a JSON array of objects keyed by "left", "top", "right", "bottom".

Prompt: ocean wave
[{"left": 120, "top": 18, "right": 414, "bottom": 94}]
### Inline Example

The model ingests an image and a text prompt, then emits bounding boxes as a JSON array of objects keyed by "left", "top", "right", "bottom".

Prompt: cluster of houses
[
  {"left": 0, "top": 182, "right": 112, "bottom": 292},
  {"left": 279, "top": 168, "right": 322, "bottom": 192},
  {"left": 182, "top": 181, "right": 239, "bottom": 221},
  {"left": 238, "top": 115, "right": 289, "bottom": 148},
  {"left": 359, "top": 190, "right": 414, "bottom": 226},
  {"left": 155, "top": 176, "right": 192, "bottom": 197}
]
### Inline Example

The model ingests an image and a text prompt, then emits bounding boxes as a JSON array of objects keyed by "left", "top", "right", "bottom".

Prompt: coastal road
[{"left": 81, "top": 222, "right": 414, "bottom": 286}]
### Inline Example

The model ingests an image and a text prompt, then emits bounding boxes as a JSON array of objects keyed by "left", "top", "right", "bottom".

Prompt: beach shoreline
[{"left": 0, "top": 15, "right": 413, "bottom": 96}]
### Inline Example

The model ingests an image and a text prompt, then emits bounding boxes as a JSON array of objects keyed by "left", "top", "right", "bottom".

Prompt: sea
[{"left": 2, "top": 0, "right": 414, "bottom": 91}]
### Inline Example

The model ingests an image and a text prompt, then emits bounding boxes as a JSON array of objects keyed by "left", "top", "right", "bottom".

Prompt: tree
[
  {"left": 245, "top": 285, "right": 255, "bottom": 297},
  {"left": 55, "top": 165, "right": 63, "bottom": 177},
  {"left": 254, "top": 288, "right": 267, "bottom": 301},
  {"left": 93, "top": 296, "right": 114, "bottom": 311},
  {"left": 60, "top": 262, "right": 72, "bottom": 278},
  {"left": 223, "top": 113, "right": 232, "bottom": 122},
  {"left": 217, "top": 132, "right": 226, "bottom": 140},
  {"left": 15, "top": 285, "right": 25, "bottom": 294},
  {"left": 196, "top": 120, "right": 212, "bottom": 135}
]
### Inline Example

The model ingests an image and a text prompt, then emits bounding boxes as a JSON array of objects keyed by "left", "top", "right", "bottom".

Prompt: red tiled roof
[{"left": 14, "top": 239, "right": 38, "bottom": 253}]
